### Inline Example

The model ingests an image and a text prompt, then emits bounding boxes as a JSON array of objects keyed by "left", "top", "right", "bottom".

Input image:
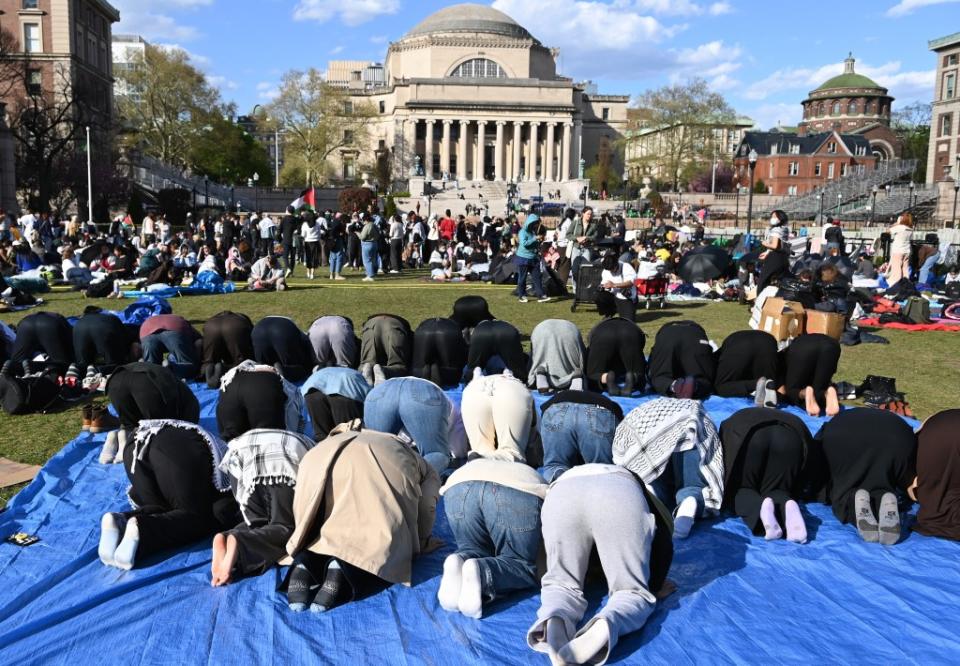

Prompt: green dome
[{"left": 815, "top": 72, "right": 883, "bottom": 91}]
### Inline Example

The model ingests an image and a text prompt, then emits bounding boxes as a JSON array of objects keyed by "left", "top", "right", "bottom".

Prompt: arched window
[
  {"left": 847, "top": 101, "right": 858, "bottom": 115},
  {"left": 818, "top": 103, "right": 825, "bottom": 117},
  {"left": 449, "top": 58, "right": 507, "bottom": 79},
  {"left": 832, "top": 101, "right": 841, "bottom": 116},
  {"left": 865, "top": 101, "right": 874, "bottom": 115}
]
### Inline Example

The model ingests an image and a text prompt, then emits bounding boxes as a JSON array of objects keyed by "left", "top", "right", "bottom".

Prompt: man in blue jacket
[{"left": 516, "top": 213, "right": 550, "bottom": 303}]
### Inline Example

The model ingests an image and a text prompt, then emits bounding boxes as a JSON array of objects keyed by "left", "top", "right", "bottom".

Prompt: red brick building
[{"left": 733, "top": 130, "right": 878, "bottom": 196}]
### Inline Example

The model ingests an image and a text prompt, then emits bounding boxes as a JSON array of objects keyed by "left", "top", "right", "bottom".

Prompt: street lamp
[
  {"left": 870, "top": 185, "right": 879, "bottom": 226},
  {"left": 253, "top": 172, "right": 260, "bottom": 212},
  {"left": 426, "top": 180, "right": 433, "bottom": 219},
  {"left": 711, "top": 144, "right": 719, "bottom": 195},
  {"left": 836, "top": 192, "right": 842, "bottom": 217},
  {"left": 746, "top": 149, "right": 758, "bottom": 247},
  {"left": 909, "top": 181, "right": 915, "bottom": 209},
  {"left": 816, "top": 192, "right": 823, "bottom": 222},
  {"left": 622, "top": 172, "right": 629, "bottom": 216},
  {"left": 952, "top": 178, "right": 960, "bottom": 227},
  {"left": 734, "top": 184, "right": 741, "bottom": 223},
  {"left": 538, "top": 179, "right": 543, "bottom": 210}
]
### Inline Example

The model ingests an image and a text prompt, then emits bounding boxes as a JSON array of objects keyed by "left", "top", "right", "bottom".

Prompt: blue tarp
[
  {"left": 122, "top": 272, "right": 236, "bottom": 300},
  {"left": 1, "top": 385, "right": 959, "bottom": 665}
]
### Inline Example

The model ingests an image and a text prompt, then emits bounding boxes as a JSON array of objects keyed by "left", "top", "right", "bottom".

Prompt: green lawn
[{"left": 2, "top": 268, "right": 959, "bottom": 507}]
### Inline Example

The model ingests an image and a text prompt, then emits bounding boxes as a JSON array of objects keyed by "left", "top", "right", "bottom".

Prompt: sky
[{"left": 110, "top": 0, "right": 956, "bottom": 129}]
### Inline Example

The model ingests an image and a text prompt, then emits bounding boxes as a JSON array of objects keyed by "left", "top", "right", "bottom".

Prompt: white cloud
[
  {"left": 886, "top": 0, "right": 960, "bottom": 16},
  {"left": 330, "top": 45, "right": 345, "bottom": 55},
  {"left": 293, "top": 0, "right": 399, "bottom": 26},
  {"left": 370, "top": 35, "right": 389, "bottom": 45},
  {"left": 206, "top": 75, "right": 237, "bottom": 91},
  {"left": 256, "top": 81, "right": 279, "bottom": 101},
  {"left": 673, "top": 40, "right": 743, "bottom": 90},
  {"left": 632, "top": 0, "right": 734, "bottom": 15},
  {"left": 745, "top": 103, "right": 801, "bottom": 131},
  {"left": 155, "top": 43, "right": 210, "bottom": 67},
  {"left": 113, "top": 0, "right": 211, "bottom": 41},
  {"left": 709, "top": 2, "right": 734, "bottom": 14}
]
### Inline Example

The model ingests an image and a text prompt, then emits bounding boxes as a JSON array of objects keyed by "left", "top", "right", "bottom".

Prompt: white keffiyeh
[{"left": 220, "top": 360, "right": 306, "bottom": 434}]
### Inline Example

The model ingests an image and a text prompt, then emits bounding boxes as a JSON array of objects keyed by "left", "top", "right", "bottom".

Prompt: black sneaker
[
  {"left": 0, "top": 360, "right": 12, "bottom": 377},
  {"left": 311, "top": 561, "right": 349, "bottom": 612},
  {"left": 287, "top": 562, "right": 321, "bottom": 612}
]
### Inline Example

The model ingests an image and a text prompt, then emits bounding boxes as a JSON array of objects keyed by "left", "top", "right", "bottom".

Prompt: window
[
  {"left": 768, "top": 163, "right": 774, "bottom": 179},
  {"left": 945, "top": 73, "right": 957, "bottom": 100},
  {"left": 815, "top": 162, "right": 822, "bottom": 176},
  {"left": 865, "top": 101, "right": 874, "bottom": 114},
  {"left": 832, "top": 102, "right": 841, "bottom": 116},
  {"left": 342, "top": 100, "right": 353, "bottom": 114},
  {"left": 847, "top": 101, "right": 858, "bottom": 115},
  {"left": 27, "top": 69, "right": 41, "bottom": 95},
  {"left": 449, "top": 58, "right": 507, "bottom": 79},
  {"left": 828, "top": 163, "right": 835, "bottom": 179},
  {"left": 378, "top": 100, "right": 386, "bottom": 114},
  {"left": 855, "top": 145, "right": 867, "bottom": 156},
  {"left": 22, "top": 0, "right": 39, "bottom": 9},
  {"left": 788, "top": 185, "right": 798, "bottom": 196},
  {"left": 788, "top": 162, "right": 799, "bottom": 176},
  {"left": 770, "top": 144, "right": 778, "bottom": 155},
  {"left": 946, "top": 54, "right": 959, "bottom": 67},
  {"left": 817, "top": 103, "right": 825, "bottom": 117},
  {"left": 343, "top": 157, "right": 356, "bottom": 180},
  {"left": 941, "top": 113, "right": 954, "bottom": 137},
  {"left": 23, "top": 23, "right": 41, "bottom": 53},
  {"left": 343, "top": 129, "right": 354, "bottom": 144},
  {"left": 789, "top": 144, "right": 800, "bottom": 154},
  {"left": 827, "top": 141, "right": 837, "bottom": 153},
  {"left": 602, "top": 107, "right": 610, "bottom": 121},
  {"left": 840, "top": 164, "right": 848, "bottom": 176}
]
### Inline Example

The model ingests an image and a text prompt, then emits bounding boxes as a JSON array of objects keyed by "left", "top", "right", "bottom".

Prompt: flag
[{"left": 289, "top": 187, "right": 316, "bottom": 211}]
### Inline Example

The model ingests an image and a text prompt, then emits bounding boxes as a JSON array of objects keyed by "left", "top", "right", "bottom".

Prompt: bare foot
[
  {"left": 211, "top": 534, "right": 238, "bottom": 587},
  {"left": 211, "top": 533, "right": 226, "bottom": 585},
  {"left": 656, "top": 579, "right": 678, "bottom": 600},
  {"left": 804, "top": 387, "right": 821, "bottom": 417},
  {"left": 825, "top": 386, "right": 840, "bottom": 417}
]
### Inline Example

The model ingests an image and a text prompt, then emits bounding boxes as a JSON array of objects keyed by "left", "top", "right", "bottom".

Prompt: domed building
[
  {"left": 331, "top": 3, "right": 628, "bottom": 189},
  {"left": 798, "top": 54, "right": 902, "bottom": 159}
]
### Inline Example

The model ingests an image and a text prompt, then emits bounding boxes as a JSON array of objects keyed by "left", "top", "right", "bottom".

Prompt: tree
[
  {"left": 116, "top": 45, "right": 225, "bottom": 169},
  {"left": 585, "top": 137, "right": 616, "bottom": 193},
  {"left": 189, "top": 115, "right": 271, "bottom": 186},
  {"left": 629, "top": 78, "right": 738, "bottom": 191},
  {"left": 265, "top": 69, "right": 377, "bottom": 186},
  {"left": 892, "top": 101, "right": 931, "bottom": 183},
  {"left": 689, "top": 164, "right": 735, "bottom": 193},
  {"left": 338, "top": 187, "right": 376, "bottom": 213}
]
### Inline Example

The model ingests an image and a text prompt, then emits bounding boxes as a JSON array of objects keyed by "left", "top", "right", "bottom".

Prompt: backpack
[
  {"left": 902, "top": 297, "right": 931, "bottom": 324},
  {"left": 0, "top": 372, "right": 61, "bottom": 415}
]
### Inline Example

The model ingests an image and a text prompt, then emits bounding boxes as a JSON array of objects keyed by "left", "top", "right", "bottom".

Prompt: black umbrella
[
  {"left": 80, "top": 240, "right": 110, "bottom": 266},
  {"left": 678, "top": 245, "right": 731, "bottom": 282},
  {"left": 792, "top": 253, "right": 823, "bottom": 275}
]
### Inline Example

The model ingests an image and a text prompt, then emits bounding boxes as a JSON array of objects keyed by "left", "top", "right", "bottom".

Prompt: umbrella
[
  {"left": 822, "top": 254, "right": 856, "bottom": 280},
  {"left": 678, "top": 245, "right": 731, "bottom": 282},
  {"left": 791, "top": 254, "right": 823, "bottom": 275},
  {"left": 80, "top": 240, "right": 111, "bottom": 266}
]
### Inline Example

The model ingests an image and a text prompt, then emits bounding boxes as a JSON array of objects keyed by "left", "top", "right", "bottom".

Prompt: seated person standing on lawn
[
  {"left": 139, "top": 313, "right": 201, "bottom": 380},
  {"left": 359, "top": 314, "right": 413, "bottom": 385},
  {"left": 363, "top": 375, "right": 467, "bottom": 474},
  {"left": 713, "top": 330, "right": 780, "bottom": 404},
  {"left": 301, "top": 367, "right": 369, "bottom": 441},
  {"left": 647, "top": 321, "right": 716, "bottom": 400},
  {"left": 777, "top": 333, "right": 841, "bottom": 417},
  {"left": 201, "top": 311, "right": 255, "bottom": 389},
  {"left": 210, "top": 428, "right": 315, "bottom": 586},
  {"left": 911, "top": 409, "right": 960, "bottom": 542},
  {"left": 438, "top": 459, "right": 548, "bottom": 619},
  {"left": 527, "top": 319, "right": 585, "bottom": 394},
  {"left": 248, "top": 253, "right": 287, "bottom": 291},
  {"left": 98, "top": 420, "right": 240, "bottom": 571},
  {"left": 251, "top": 316, "right": 315, "bottom": 383},
  {"left": 613, "top": 398, "right": 724, "bottom": 539},
  {"left": 584, "top": 314, "right": 646, "bottom": 397},
  {"left": 308, "top": 315, "right": 359, "bottom": 369},
  {"left": 5, "top": 311, "right": 74, "bottom": 377},
  {"left": 719, "top": 407, "right": 813, "bottom": 543},
  {"left": 216, "top": 360, "right": 305, "bottom": 441},
  {"left": 527, "top": 463, "right": 674, "bottom": 666},
  {"left": 461, "top": 368, "right": 536, "bottom": 464},
  {"left": 539, "top": 389, "right": 623, "bottom": 483}
]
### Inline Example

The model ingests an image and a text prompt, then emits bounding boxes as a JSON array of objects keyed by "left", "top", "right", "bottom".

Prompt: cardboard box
[
  {"left": 759, "top": 298, "right": 805, "bottom": 342},
  {"left": 805, "top": 310, "right": 845, "bottom": 340}
]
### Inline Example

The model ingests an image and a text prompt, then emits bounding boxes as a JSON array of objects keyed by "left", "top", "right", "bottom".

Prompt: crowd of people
[{"left": 2, "top": 286, "right": 958, "bottom": 664}]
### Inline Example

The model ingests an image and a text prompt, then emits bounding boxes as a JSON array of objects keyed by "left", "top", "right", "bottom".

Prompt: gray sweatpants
[
  {"left": 528, "top": 465, "right": 657, "bottom": 665},
  {"left": 308, "top": 316, "right": 356, "bottom": 368}
]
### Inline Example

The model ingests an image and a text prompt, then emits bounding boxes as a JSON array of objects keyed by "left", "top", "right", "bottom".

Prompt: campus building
[
  {"left": 329, "top": 3, "right": 629, "bottom": 186},
  {"left": 927, "top": 32, "right": 960, "bottom": 183}
]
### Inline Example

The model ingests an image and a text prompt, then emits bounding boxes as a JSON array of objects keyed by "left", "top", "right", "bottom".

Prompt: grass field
[{"left": 2, "top": 268, "right": 959, "bottom": 507}]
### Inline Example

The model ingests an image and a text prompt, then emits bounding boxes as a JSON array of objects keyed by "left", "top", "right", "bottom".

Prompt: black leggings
[
  {"left": 203, "top": 311, "right": 254, "bottom": 370},
  {"left": 223, "top": 483, "right": 295, "bottom": 579},
  {"left": 758, "top": 249, "right": 789, "bottom": 292},
  {"left": 304, "top": 241, "right": 320, "bottom": 269},
  {"left": 122, "top": 427, "right": 239, "bottom": 561},
  {"left": 252, "top": 317, "right": 314, "bottom": 383},
  {"left": 412, "top": 318, "right": 467, "bottom": 388},
  {"left": 11, "top": 312, "right": 74, "bottom": 374},
  {"left": 648, "top": 321, "right": 716, "bottom": 398},
  {"left": 359, "top": 314, "right": 412, "bottom": 379},
  {"left": 305, "top": 392, "right": 364, "bottom": 442},
  {"left": 107, "top": 363, "right": 201, "bottom": 430},
  {"left": 451, "top": 296, "right": 493, "bottom": 333},
  {"left": 781, "top": 334, "right": 840, "bottom": 405},
  {"left": 73, "top": 313, "right": 134, "bottom": 374},
  {"left": 732, "top": 424, "right": 805, "bottom": 534},
  {"left": 216, "top": 371, "right": 288, "bottom": 441},
  {"left": 585, "top": 318, "right": 646, "bottom": 387},
  {"left": 714, "top": 330, "right": 779, "bottom": 398},
  {"left": 467, "top": 320, "right": 528, "bottom": 377}
]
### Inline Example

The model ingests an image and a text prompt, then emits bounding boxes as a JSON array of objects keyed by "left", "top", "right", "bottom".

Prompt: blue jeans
[
  {"left": 141, "top": 331, "right": 199, "bottom": 379},
  {"left": 329, "top": 250, "right": 344, "bottom": 276},
  {"left": 516, "top": 256, "right": 544, "bottom": 298},
  {"left": 443, "top": 481, "right": 541, "bottom": 601},
  {"left": 363, "top": 377, "right": 451, "bottom": 472},
  {"left": 539, "top": 402, "right": 617, "bottom": 483},
  {"left": 648, "top": 447, "right": 706, "bottom": 517},
  {"left": 361, "top": 241, "right": 379, "bottom": 278},
  {"left": 918, "top": 251, "right": 940, "bottom": 285}
]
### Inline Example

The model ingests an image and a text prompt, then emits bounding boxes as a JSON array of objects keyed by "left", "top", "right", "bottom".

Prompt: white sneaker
[
  {"left": 362, "top": 277, "right": 374, "bottom": 282},
  {"left": 389, "top": 270, "right": 399, "bottom": 274},
  {"left": 518, "top": 296, "right": 529, "bottom": 303}
]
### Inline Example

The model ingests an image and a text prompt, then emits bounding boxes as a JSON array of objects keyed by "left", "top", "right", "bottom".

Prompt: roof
[
  {"left": 929, "top": 31, "right": 960, "bottom": 51},
  {"left": 736, "top": 130, "right": 871, "bottom": 157},
  {"left": 815, "top": 73, "right": 883, "bottom": 91},
  {"left": 405, "top": 4, "right": 535, "bottom": 41}
]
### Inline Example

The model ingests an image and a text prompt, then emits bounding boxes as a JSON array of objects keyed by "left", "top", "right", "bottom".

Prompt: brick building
[
  {"left": 926, "top": 32, "right": 960, "bottom": 183},
  {"left": 734, "top": 130, "right": 877, "bottom": 196},
  {"left": 798, "top": 54, "right": 901, "bottom": 160}
]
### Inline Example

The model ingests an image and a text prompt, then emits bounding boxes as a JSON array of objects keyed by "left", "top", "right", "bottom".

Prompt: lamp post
[
  {"left": 870, "top": 185, "right": 878, "bottom": 226},
  {"left": 836, "top": 192, "right": 842, "bottom": 218},
  {"left": 746, "top": 149, "right": 758, "bottom": 247},
  {"left": 622, "top": 172, "right": 629, "bottom": 216},
  {"left": 711, "top": 144, "right": 719, "bottom": 195},
  {"left": 253, "top": 172, "right": 260, "bottom": 212},
  {"left": 734, "top": 185, "right": 741, "bottom": 223},
  {"left": 816, "top": 192, "right": 823, "bottom": 222},
  {"left": 909, "top": 181, "right": 915, "bottom": 210},
  {"left": 426, "top": 180, "right": 433, "bottom": 219},
  {"left": 538, "top": 179, "right": 543, "bottom": 213},
  {"left": 85, "top": 126, "right": 93, "bottom": 224},
  {"left": 582, "top": 185, "right": 588, "bottom": 211},
  {"left": 952, "top": 179, "right": 959, "bottom": 227}
]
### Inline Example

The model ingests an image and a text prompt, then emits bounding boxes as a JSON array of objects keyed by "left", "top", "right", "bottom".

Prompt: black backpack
[{"left": 0, "top": 372, "right": 61, "bottom": 415}]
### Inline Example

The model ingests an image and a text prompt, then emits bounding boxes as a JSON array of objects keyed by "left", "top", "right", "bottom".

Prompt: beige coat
[{"left": 286, "top": 429, "right": 440, "bottom": 586}]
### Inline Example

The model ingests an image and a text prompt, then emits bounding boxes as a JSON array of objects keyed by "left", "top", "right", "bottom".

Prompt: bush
[
  {"left": 753, "top": 179, "right": 767, "bottom": 194},
  {"left": 338, "top": 187, "right": 377, "bottom": 214},
  {"left": 384, "top": 194, "right": 397, "bottom": 219}
]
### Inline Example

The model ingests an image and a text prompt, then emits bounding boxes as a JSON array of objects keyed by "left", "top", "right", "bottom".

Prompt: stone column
[
  {"left": 441, "top": 120, "right": 452, "bottom": 179},
  {"left": 424, "top": 119, "right": 435, "bottom": 179},
  {"left": 512, "top": 122, "right": 523, "bottom": 182},
  {"left": 495, "top": 121, "right": 505, "bottom": 181},
  {"left": 476, "top": 121, "right": 487, "bottom": 181},
  {"left": 528, "top": 121, "right": 539, "bottom": 181},
  {"left": 574, "top": 120, "right": 583, "bottom": 178},
  {"left": 561, "top": 122, "right": 572, "bottom": 181},
  {"left": 545, "top": 123, "right": 556, "bottom": 182},
  {"left": 458, "top": 120, "right": 469, "bottom": 180}
]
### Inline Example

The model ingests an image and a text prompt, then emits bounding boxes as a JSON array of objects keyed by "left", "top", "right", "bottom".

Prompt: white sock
[
  {"left": 112, "top": 517, "right": 140, "bottom": 570},
  {"left": 437, "top": 554, "right": 464, "bottom": 612},
  {"left": 98, "top": 513, "right": 121, "bottom": 566},
  {"left": 673, "top": 496, "right": 699, "bottom": 539},
  {"left": 458, "top": 559, "right": 483, "bottom": 619},
  {"left": 570, "top": 377, "right": 584, "bottom": 391},
  {"left": 113, "top": 429, "right": 131, "bottom": 465},
  {"left": 559, "top": 618, "right": 612, "bottom": 665},
  {"left": 99, "top": 431, "right": 119, "bottom": 465}
]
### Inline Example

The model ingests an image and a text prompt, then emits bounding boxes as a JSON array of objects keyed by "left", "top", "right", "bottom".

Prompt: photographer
[{"left": 515, "top": 212, "right": 550, "bottom": 304}]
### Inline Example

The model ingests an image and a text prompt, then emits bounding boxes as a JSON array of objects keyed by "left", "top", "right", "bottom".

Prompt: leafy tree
[
  {"left": 338, "top": 187, "right": 376, "bottom": 213},
  {"left": 629, "top": 78, "right": 738, "bottom": 191},
  {"left": 375, "top": 150, "right": 392, "bottom": 191},
  {"left": 383, "top": 194, "right": 397, "bottom": 219},
  {"left": 265, "top": 69, "right": 377, "bottom": 186},
  {"left": 689, "top": 164, "right": 735, "bottom": 193},
  {"left": 585, "top": 137, "right": 616, "bottom": 193},
  {"left": 892, "top": 102, "right": 931, "bottom": 183},
  {"left": 189, "top": 115, "right": 271, "bottom": 186},
  {"left": 753, "top": 178, "right": 767, "bottom": 194}
]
